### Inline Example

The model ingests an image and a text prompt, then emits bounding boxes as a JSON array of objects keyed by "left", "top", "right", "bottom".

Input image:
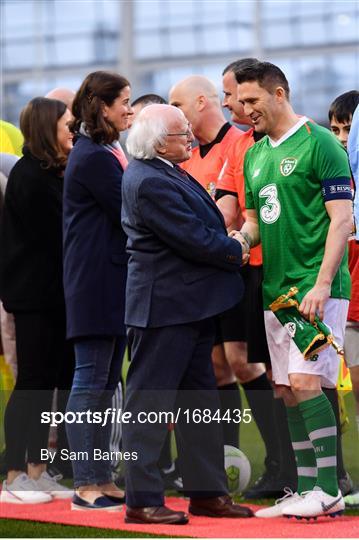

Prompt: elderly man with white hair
[{"left": 121, "top": 104, "right": 253, "bottom": 524}]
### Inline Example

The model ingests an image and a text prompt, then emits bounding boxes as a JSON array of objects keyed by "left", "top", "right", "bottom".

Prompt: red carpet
[{"left": 1, "top": 497, "right": 358, "bottom": 537}]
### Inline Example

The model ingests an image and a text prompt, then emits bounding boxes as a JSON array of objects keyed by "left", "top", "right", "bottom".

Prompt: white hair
[{"left": 126, "top": 113, "right": 168, "bottom": 159}]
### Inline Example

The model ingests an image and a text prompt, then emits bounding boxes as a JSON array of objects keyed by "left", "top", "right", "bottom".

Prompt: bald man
[
  {"left": 45, "top": 88, "right": 75, "bottom": 111},
  {"left": 169, "top": 75, "right": 284, "bottom": 494},
  {"left": 169, "top": 76, "right": 222, "bottom": 155}
]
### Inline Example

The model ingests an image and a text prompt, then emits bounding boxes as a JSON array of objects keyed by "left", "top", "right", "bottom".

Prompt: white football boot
[
  {"left": 255, "top": 488, "right": 302, "bottom": 518},
  {"left": 0, "top": 473, "right": 52, "bottom": 504},
  {"left": 283, "top": 487, "right": 345, "bottom": 520},
  {"left": 35, "top": 471, "right": 74, "bottom": 499}
]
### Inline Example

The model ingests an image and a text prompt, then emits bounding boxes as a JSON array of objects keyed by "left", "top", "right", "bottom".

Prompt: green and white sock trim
[
  {"left": 297, "top": 466, "right": 317, "bottom": 477},
  {"left": 299, "top": 394, "right": 338, "bottom": 496},
  {"left": 309, "top": 426, "right": 337, "bottom": 439},
  {"left": 286, "top": 405, "right": 317, "bottom": 493}
]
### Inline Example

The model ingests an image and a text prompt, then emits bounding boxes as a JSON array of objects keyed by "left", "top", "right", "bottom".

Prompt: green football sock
[
  {"left": 298, "top": 393, "right": 338, "bottom": 496},
  {"left": 286, "top": 405, "right": 317, "bottom": 493}
]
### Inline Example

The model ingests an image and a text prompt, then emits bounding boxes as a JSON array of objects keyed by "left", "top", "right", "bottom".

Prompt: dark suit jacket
[
  {"left": 63, "top": 136, "right": 127, "bottom": 339},
  {"left": 0, "top": 149, "right": 65, "bottom": 312},
  {"left": 121, "top": 158, "right": 244, "bottom": 328}
]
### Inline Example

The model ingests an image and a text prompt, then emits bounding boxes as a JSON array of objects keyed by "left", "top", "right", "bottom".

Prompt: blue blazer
[
  {"left": 63, "top": 136, "right": 127, "bottom": 339},
  {"left": 121, "top": 158, "right": 244, "bottom": 328}
]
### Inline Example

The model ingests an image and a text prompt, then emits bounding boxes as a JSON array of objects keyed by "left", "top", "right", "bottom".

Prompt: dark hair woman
[
  {"left": 63, "top": 71, "right": 133, "bottom": 511},
  {"left": 0, "top": 97, "right": 75, "bottom": 504}
]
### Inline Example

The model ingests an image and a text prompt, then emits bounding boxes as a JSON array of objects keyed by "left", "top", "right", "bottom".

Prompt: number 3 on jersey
[{"left": 259, "top": 184, "right": 281, "bottom": 224}]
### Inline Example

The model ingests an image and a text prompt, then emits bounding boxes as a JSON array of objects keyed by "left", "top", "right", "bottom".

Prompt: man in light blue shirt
[
  {"left": 330, "top": 96, "right": 359, "bottom": 509},
  {"left": 348, "top": 104, "right": 359, "bottom": 240}
]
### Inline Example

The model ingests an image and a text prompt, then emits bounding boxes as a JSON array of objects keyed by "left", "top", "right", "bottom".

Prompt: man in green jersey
[{"left": 232, "top": 61, "right": 353, "bottom": 519}]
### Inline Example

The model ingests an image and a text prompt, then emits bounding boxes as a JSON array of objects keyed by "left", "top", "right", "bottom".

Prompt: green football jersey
[{"left": 244, "top": 117, "right": 352, "bottom": 309}]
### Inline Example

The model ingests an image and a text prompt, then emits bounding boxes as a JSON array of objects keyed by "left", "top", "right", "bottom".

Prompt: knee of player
[
  {"left": 224, "top": 341, "right": 247, "bottom": 369},
  {"left": 288, "top": 373, "right": 320, "bottom": 394},
  {"left": 236, "top": 363, "right": 265, "bottom": 384},
  {"left": 273, "top": 384, "right": 292, "bottom": 400}
]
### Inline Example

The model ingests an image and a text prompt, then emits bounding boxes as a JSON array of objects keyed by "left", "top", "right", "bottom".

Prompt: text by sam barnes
[{"left": 41, "top": 449, "right": 138, "bottom": 462}]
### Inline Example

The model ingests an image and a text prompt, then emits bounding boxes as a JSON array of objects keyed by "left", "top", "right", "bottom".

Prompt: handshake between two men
[{"left": 229, "top": 230, "right": 251, "bottom": 266}]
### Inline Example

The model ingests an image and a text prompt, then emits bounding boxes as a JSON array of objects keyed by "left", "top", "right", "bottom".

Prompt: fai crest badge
[
  {"left": 280, "top": 157, "right": 297, "bottom": 176},
  {"left": 285, "top": 322, "right": 296, "bottom": 338}
]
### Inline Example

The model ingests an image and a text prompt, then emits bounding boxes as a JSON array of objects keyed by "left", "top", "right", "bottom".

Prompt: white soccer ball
[{"left": 224, "top": 445, "right": 251, "bottom": 494}]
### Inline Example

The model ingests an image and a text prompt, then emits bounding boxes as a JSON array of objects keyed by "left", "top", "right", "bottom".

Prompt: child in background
[{"left": 329, "top": 90, "right": 359, "bottom": 508}]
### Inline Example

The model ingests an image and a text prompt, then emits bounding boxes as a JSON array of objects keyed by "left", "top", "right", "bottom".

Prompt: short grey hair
[{"left": 126, "top": 114, "right": 168, "bottom": 159}]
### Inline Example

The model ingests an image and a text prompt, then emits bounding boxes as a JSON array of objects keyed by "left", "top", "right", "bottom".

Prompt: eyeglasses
[{"left": 167, "top": 125, "right": 192, "bottom": 138}]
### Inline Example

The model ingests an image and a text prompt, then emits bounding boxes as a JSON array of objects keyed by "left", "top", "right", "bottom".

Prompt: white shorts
[
  {"left": 264, "top": 299, "right": 349, "bottom": 388},
  {"left": 344, "top": 321, "right": 359, "bottom": 368}
]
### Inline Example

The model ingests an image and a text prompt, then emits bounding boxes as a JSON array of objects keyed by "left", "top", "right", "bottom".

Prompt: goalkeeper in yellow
[{"left": 232, "top": 61, "right": 352, "bottom": 519}]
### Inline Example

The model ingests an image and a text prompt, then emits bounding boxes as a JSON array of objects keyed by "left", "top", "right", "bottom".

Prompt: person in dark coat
[
  {"left": 0, "top": 97, "right": 74, "bottom": 504},
  {"left": 63, "top": 71, "right": 133, "bottom": 511},
  {"left": 0, "top": 153, "right": 19, "bottom": 379},
  {"left": 121, "top": 104, "right": 253, "bottom": 525}
]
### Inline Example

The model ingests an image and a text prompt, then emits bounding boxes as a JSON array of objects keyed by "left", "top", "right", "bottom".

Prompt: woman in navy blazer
[{"left": 63, "top": 71, "right": 133, "bottom": 511}]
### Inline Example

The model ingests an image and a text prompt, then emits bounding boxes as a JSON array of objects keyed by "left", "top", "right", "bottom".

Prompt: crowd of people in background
[{"left": 0, "top": 58, "right": 358, "bottom": 525}]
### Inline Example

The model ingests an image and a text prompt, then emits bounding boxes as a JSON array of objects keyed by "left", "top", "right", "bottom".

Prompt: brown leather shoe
[
  {"left": 125, "top": 505, "right": 189, "bottom": 524},
  {"left": 189, "top": 495, "right": 253, "bottom": 518}
]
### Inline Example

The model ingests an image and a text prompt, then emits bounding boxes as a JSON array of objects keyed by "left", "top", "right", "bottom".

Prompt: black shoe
[
  {"left": 244, "top": 476, "right": 296, "bottom": 499},
  {"left": 47, "top": 463, "right": 73, "bottom": 480},
  {"left": 243, "top": 475, "right": 279, "bottom": 499},
  {"left": 339, "top": 472, "right": 353, "bottom": 496},
  {"left": 0, "top": 450, "right": 6, "bottom": 475},
  {"left": 244, "top": 456, "right": 297, "bottom": 500},
  {"left": 105, "top": 493, "right": 126, "bottom": 504},
  {"left": 71, "top": 493, "right": 122, "bottom": 511},
  {"left": 112, "top": 470, "right": 126, "bottom": 489},
  {"left": 243, "top": 458, "right": 296, "bottom": 499},
  {"left": 160, "top": 463, "right": 183, "bottom": 492}
]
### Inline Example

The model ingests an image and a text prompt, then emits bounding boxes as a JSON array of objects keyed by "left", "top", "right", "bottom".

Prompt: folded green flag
[{"left": 269, "top": 287, "right": 344, "bottom": 361}]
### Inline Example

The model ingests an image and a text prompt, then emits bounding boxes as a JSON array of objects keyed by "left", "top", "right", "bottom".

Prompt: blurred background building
[{"left": 1, "top": 0, "right": 358, "bottom": 126}]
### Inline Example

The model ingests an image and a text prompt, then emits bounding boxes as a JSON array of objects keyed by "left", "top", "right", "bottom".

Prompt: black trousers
[
  {"left": 123, "top": 318, "right": 228, "bottom": 508},
  {"left": 4, "top": 309, "right": 74, "bottom": 471}
]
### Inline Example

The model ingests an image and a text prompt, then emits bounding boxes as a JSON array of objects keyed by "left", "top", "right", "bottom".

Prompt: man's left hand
[
  {"left": 299, "top": 284, "right": 331, "bottom": 323},
  {"left": 229, "top": 230, "right": 250, "bottom": 265}
]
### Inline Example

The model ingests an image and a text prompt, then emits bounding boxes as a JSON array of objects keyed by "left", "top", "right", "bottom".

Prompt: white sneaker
[
  {"left": 255, "top": 488, "right": 302, "bottom": 518},
  {"left": 0, "top": 473, "right": 52, "bottom": 504},
  {"left": 283, "top": 487, "right": 345, "bottom": 519},
  {"left": 35, "top": 471, "right": 74, "bottom": 499}
]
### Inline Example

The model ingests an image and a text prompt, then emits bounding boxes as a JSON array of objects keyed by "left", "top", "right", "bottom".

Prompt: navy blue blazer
[
  {"left": 121, "top": 158, "right": 244, "bottom": 328},
  {"left": 63, "top": 136, "right": 127, "bottom": 339}
]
